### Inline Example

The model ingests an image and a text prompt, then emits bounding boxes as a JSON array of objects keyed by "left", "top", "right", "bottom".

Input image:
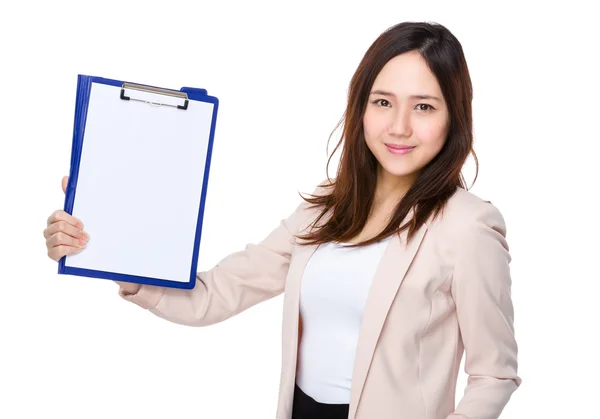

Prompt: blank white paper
[{"left": 65, "top": 82, "right": 214, "bottom": 283}]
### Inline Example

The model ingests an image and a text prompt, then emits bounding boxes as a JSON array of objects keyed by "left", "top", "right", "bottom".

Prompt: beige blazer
[{"left": 120, "top": 183, "right": 522, "bottom": 419}]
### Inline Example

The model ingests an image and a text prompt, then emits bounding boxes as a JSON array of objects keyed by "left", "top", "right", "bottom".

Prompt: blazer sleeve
[
  {"left": 117, "top": 186, "right": 321, "bottom": 327},
  {"left": 446, "top": 201, "right": 522, "bottom": 419}
]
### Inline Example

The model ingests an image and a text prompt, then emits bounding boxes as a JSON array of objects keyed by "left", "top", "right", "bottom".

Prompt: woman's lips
[{"left": 385, "top": 144, "right": 416, "bottom": 155}]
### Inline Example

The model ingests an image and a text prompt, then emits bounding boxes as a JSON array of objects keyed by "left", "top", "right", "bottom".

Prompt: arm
[
  {"left": 447, "top": 202, "right": 522, "bottom": 419},
  {"left": 118, "top": 187, "right": 320, "bottom": 327}
]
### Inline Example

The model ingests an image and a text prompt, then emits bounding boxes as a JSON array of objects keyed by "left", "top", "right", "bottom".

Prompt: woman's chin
[{"left": 379, "top": 165, "right": 420, "bottom": 180}]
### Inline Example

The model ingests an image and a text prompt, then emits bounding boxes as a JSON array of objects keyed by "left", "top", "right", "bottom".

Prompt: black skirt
[{"left": 291, "top": 383, "right": 350, "bottom": 419}]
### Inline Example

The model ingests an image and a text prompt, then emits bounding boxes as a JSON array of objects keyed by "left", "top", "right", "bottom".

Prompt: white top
[{"left": 295, "top": 237, "right": 391, "bottom": 403}]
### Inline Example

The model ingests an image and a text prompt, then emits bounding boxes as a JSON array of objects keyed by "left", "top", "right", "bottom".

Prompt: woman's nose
[{"left": 388, "top": 108, "right": 412, "bottom": 137}]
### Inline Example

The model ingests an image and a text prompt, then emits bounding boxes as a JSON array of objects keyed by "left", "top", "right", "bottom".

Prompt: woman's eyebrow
[{"left": 369, "top": 90, "right": 442, "bottom": 102}]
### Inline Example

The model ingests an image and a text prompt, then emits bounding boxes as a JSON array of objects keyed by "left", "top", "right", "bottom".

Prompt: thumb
[{"left": 61, "top": 176, "right": 69, "bottom": 195}]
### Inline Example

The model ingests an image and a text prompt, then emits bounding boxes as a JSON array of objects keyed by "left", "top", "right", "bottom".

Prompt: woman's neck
[{"left": 373, "top": 169, "right": 416, "bottom": 209}]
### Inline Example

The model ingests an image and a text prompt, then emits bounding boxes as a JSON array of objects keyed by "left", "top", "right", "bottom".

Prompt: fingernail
[
  {"left": 80, "top": 239, "right": 88, "bottom": 247},
  {"left": 83, "top": 232, "right": 90, "bottom": 241}
]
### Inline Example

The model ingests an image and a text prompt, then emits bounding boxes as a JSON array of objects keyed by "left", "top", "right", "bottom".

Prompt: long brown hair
[{"left": 294, "top": 21, "right": 478, "bottom": 248}]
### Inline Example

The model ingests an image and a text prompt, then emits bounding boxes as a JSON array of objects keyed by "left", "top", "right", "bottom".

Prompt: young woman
[{"left": 44, "top": 21, "right": 521, "bottom": 419}]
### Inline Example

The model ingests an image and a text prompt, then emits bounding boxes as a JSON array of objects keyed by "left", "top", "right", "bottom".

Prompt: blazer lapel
[
  {"left": 348, "top": 218, "right": 428, "bottom": 419},
  {"left": 277, "top": 211, "right": 325, "bottom": 418}
]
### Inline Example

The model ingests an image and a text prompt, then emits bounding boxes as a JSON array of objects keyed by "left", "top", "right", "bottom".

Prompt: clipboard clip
[{"left": 120, "top": 83, "right": 189, "bottom": 110}]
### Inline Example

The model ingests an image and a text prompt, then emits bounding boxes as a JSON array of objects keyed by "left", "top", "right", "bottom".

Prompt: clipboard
[{"left": 58, "top": 75, "right": 219, "bottom": 289}]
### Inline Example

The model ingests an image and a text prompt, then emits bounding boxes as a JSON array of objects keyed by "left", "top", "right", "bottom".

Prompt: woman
[{"left": 44, "top": 21, "right": 521, "bottom": 419}]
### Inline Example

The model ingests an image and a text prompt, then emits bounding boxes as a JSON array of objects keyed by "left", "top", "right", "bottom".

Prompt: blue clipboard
[{"left": 58, "top": 75, "right": 219, "bottom": 289}]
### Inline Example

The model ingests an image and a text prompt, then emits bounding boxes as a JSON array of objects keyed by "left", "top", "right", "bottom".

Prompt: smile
[{"left": 385, "top": 144, "right": 416, "bottom": 155}]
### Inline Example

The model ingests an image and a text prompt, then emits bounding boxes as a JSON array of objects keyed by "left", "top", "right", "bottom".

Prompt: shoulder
[
  {"left": 424, "top": 188, "right": 512, "bottom": 271},
  {"left": 287, "top": 178, "right": 334, "bottom": 234},
  {"left": 315, "top": 177, "right": 335, "bottom": 194},
  {"left": 434, "top": 187, "right": 507, "bottom": 239}
]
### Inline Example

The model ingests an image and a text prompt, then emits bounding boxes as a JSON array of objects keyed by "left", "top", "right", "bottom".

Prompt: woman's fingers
[
  {"left": 46, "top": 229, "right": 88, "bottom": 249},
  {"left": 48, "top": 245, "right": 84, "bottom": 262},
  {"left": 62, "top": 176, "right": 68, "bottom": 194},
  {"left": 43, "top": 210, "right": 90, "bottom": 262},
  {"left": 47, "top": 209, "right": 83, "bottom": 229},
  {"left": 45, "top": 177, "right": 86, "bottom": 262},
  {"left": 44, "top": 220, "right": 88, "bottom": 242},
  {"left": 115, "top": 281, "right": 142, "bottom": 295}
]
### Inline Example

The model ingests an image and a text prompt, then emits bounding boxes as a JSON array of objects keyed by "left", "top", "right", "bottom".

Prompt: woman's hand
[{"left": 44, "top": 176, "right": 89, "bottom": 261}]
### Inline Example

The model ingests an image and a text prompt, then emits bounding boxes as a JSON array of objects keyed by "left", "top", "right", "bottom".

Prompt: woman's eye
[
  {"left": 416, "top": 104, "right": 434, "bottom": 111},
  {"left": 373, "top": 99, "right": 391, "bottom": 107}
]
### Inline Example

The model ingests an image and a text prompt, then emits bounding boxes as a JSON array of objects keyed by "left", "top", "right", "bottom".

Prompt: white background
[{"left": 1, "top": 1, "right": 598, "bottom": 418}]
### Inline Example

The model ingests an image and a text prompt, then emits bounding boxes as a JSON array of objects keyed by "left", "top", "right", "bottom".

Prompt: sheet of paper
[{"left": 65, "top": 82, "right": 214, "bottom": 283}]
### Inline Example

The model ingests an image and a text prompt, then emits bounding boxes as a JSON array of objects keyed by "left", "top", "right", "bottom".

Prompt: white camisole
[{"left": 295, "top": 237, "right": 391, "bottom": 403}]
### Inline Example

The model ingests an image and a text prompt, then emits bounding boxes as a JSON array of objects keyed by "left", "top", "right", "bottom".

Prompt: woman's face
[{"left": 363, "top": 51, "right": 450, "bottom": 185}]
